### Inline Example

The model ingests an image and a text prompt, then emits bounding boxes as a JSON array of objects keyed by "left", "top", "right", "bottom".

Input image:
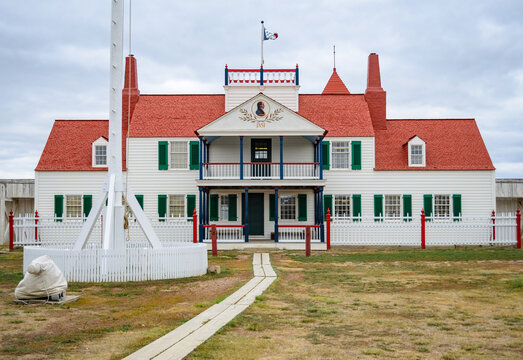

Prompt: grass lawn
[{"left": 0, "top": 247, "right": 522, "bottom": 359}]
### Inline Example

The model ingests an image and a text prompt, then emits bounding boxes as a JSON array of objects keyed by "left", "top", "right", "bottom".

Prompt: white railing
[
  {"left": 203, "top": 225, "right": 244, "bottom": 243},
  {"left": 283, "top": 163, "right": 319, "bottom": 179},
  {"left": 13, "top": 215, "right": 193, "bottom": 249},
  {"left": 331, "top": 214, "right": 519, "bottom": 247},
  {"left": 243, "top": 163, "right": 280, "bottom": 179},
  {"left": 201, "top": 162, "right": 319, "bottom": 180},
  {"left": 227, "top": 69, "right": 296, "bottom": 86},
  {"left": 277, "top": 226, "right": 322, "bottom": 243},
  {"left": 202, "top": 163, "right": 240, "bottom": 179}
]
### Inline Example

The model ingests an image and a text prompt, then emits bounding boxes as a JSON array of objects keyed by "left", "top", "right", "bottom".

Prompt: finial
[{"left": 333, "top": 45, "right": 336, "bottom": 70}]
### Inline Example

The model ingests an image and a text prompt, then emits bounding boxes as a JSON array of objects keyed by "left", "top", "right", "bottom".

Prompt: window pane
[
  {"left": 280, "top": 195, "right": 296, "bottom": 220},
  {"left": 384, "top": 195, "right": 401, "bottom": 218},
  {"left": 411, "top": 145, "right": 423, "bottom": 165},
  {"left": 332, "top": 141, "right": 349, "bottom": 169},
  {"left": 434, "top": 195, "right": 450, "bottom": 218},
  {"left": 220, "top": 195, "right": 229, "bottom": 220},
  {"left": 95, "top": 145, "right": 107, "bottom": 166},
  {"left": 169, "top": 195, "right": 184, "bottom": 217},
  {"left": 66, "top": 195, "right": 82, "bottom": 217},
  {"left": 170, "top": 141, "right": 188, "bottom": 169},
  {"left": 334, "top": 195, "right": 351, "bottom": 217}
]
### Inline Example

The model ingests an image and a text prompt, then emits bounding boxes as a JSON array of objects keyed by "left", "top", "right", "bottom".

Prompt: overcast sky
[{"left": 1, "top": 0, "right": 522, "bottom": 178}]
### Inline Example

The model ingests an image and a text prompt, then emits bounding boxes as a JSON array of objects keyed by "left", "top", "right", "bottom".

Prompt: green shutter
[
  {"left": 210, "top": 194, "right": 219, "bottom": 221},
  {"left": 322, "top": 141, "right": 330, "bottom": 170},
  {"left": 324, "top": 194, "right": 333, "bottom": 221},
  {"left": 374, "top": 194, "right": 383, "bottom": 221},
  {"left": 54, "top": 195, "right": 63, "bottom": 222},
  {"left": 158, "top": 141, "right": 168, "bottom": 170},
  {"left": 83, "top": 195, "right": 92, "bottom": 217},
  {"left": 403, "top": 195, "right": 412, "bottom": 221},
  {"left": 351, "top": 141, "right": 362, "bottom": 170},
  {"left": 135, "top": 194, "right": 144, "bottom": 209},
  {"left": 158, "top": 195, "right": 167, "bottom": 221},
  {"left": 423, "top": 194, "right": 433, "bottom": 221},
  {"left": 187, "top": 195, "right": 196, "bottom": 220},
  {"left": 453, "top": 194, "right": 462, "bottom": 221},
  {"left": 189, "top": 141, "right": 199, "bottom": 170},
  {"left": 352, "top": 194, "right": 361, "bottom": 219},
  {"left": 228, "top": 194, "right": 237, "bottom": 221},
  {"left": 298, "top": 194, "right": 307, "bottom": 221},
  {"left": 269, "top": 194, "right": 275, "bottom": 221}
]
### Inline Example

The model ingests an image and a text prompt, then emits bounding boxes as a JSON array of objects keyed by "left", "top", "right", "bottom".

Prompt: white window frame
[
  {"left": 220, "top": 195, "right": 229, "bottom": 221},
  {"left": 168, "top": 194, "right": 185, "bottom": 218},
  {"left": 408, "top": 136, "right": 426, "bottom": 167},
  {"left": 331, "top": 141, "right": 350, "bottom": 169},
  {"left": 434, "top": 194, "right": 451, "bottom": 220},
  {"left": 92, "top": 137, "right": 108, "bottom": 168},
  {"left": 66, "top": 195, "right": 82, "bottom": 218},
  {"left": 384, "top": 195, "right": 401, "bottom": 219},
  {"left": 280, "top": 195, "right": 297, "bottom": 220},
  {"left": 334, "top": 195, "right": 351, "bottom": 218},
  {"left": 170, "top": 141, "right": 189, "bottom": 169}
]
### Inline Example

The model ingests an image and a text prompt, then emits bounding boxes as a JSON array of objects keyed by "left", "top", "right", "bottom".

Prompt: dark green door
[
  {"left": 251, "top": 139, "right": 271, "bottom": 177},
  {"left": 242, "top": 193, "right": 264, "bottom": 236}
]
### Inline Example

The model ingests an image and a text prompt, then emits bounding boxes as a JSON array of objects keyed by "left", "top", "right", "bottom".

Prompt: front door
[
  {"left": 251, "top": 138, "right": 271, "bottom": 178},
  {"left": 242, "top": 193, "right": 264, "bottom": 236}
]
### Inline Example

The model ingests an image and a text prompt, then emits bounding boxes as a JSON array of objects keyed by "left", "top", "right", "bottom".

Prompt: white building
[{"left": 35, "top": 53, "right": 496, "bottom": 242}]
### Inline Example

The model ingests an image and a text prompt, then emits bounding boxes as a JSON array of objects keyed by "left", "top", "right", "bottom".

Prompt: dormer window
[
  {"left": 92, "top": 137, "right": 108, "bottom": 168},
  {"left": 407, "top": 136, "right": 426, "bottom": 167}
]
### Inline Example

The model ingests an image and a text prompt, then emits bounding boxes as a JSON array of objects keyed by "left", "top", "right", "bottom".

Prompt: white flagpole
[{"left": 261, "top": 21, "right": 264, "bottom": 66}]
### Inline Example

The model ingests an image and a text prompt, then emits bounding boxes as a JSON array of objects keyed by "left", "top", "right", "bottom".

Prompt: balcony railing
[
  {"left": 225, "top": 66, "right": 299, "bottom": 86},
  {"left": 202, "top": 162, "right": 320, "bottom": 180}
]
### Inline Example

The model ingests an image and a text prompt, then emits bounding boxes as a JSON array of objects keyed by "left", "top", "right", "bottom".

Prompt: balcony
[{"left": 202, "top": 162, "right": 320, "bottom": 180}]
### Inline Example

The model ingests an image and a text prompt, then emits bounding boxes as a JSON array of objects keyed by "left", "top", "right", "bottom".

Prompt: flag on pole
[{"left": 263, "top": 27, "right": 278, "bottom": 40}]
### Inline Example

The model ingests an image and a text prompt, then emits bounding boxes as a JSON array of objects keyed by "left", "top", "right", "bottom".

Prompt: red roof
[
  {"left": 322, "top": 69, "right": 350, "bottom": 95},
  {"left": 36, "top": 120, "right": 108, "bottom": 171},
  {"left": 374, "top": 119, "right": 495, "bottom": 171},
  {"left": 298, "top": 94, "right": 374, "bottom": 137}
]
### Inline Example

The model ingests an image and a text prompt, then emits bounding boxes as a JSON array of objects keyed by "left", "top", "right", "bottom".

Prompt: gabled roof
[
  {"left": 36, "top": 120, "right": 108, "bottom": 171},
  {"left": 375, "top": 119, "right": 495, "bottom": 171},
  {"left": 322, "top": 69, "right": 350, "bottom": 95}
]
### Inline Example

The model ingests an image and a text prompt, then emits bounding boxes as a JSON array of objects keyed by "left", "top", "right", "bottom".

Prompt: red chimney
[
  {"left": 365, "top": 53, "right": 386, "bottom": 130},
  {"left": 122, "top": 55, "right": 140, "bottom": 169}
]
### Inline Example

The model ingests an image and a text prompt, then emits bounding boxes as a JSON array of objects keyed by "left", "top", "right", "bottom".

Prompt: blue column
[
  {"left": 198, "top": 187, "right": 204, "bottom": 242},
  {"left": 225, "top": 65, "right": 229, "bottom": 85},
  {"left": 240, "top": 136, "right": 244, "bottom": 180},
  {"left": 260, "top": 66, "right": 264, "bottom": 86},
  {"left": 314, "top": 142, "right": 318, "bottom": 178},
  {"left": 320, "top": 187, "right": 325, "bottom": 243},
  {"left": 295, "top": 64, "right": 299, "bottom": 86},
  {"left": 314, "top": 188, "right": 318, "bottom": 225},
  {"left": 199, "top": 137, "right": 203, "bottom": 180},
  {"left": 274, "top": 187, "right": 279, "bottom": 243},
  {"left": 319, "top": 137, "right": 323, "bottom": 180},
  {"left": 244, "top": 187, "right": 249, "bottom": 242},
  {"left": 280, "top": 136, "right": 284, "bottom": 180}
]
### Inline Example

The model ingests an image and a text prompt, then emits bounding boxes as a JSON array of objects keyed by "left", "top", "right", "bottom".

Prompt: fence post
[
  {"left": 35, "top": 210, "right": 39, "bottom": 242},
  {"left": 421, "top": 210, "right": 426, "bottom": 249},
  {"left": 193, "top": 209, "right": 197, "bottom": 243},
  {"left": 326, "top": 209, "right": 331, "bottom": 250},
  {"left": 517, "top": 209, "right": 521, "bottom": 249},
  {"left": 305, "top": 225, "right": 311, "bottom": 257},
  {"left": 491, "top": 210, "right": 495, "bottom": 241},
  {"left": 9, "top": 210, "right": 14, "bottom": 251},
  {"left": 211, "top": 224, "right": 217, "bottom": 256}
]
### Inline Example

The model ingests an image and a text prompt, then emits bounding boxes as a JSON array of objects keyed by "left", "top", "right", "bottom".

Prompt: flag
[{"left": 264, "top": 27, "right": 278, "bottom": 40}]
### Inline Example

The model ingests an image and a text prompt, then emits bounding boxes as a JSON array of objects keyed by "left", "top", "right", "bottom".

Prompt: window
[
  {"left": 334, "top": 195, "right": 351, "bottom": 217},
  {"left": 434, "top": 195, "right": 450, "bottom": 218},
  {"left": 170, "top": 141, "right": 188, "bottom": 169},
  {"left": 280, "top": 195, "right": 296, "bottom": 220},
  {"left": 66, "top": 195, "right": 82, "bottom": 217},
  {"left": 220, "top": 195, "right": 229, "bottom": 220},
  {"left": 411, "top": 145, "right": 423, "bottom": 165},
  {"left": 332, "top": 141, "right": 350, "bottom": 169},
  {"left": 384, "top": 195, "right": 401, "bottom": 218},
  {"left": 169, "top": 195, "right": 185, "bottom": 217},
  {"left": 94, "top": 145, "right": 107, "bottom": 166}
]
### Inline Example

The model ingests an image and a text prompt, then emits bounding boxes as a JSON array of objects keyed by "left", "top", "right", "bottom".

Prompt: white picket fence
[
  {"left": 332, "top": 214, "right": 518, "bottom": 246},
  {"left": 13, "top": 215, "right": 193, "bottom": 248}
]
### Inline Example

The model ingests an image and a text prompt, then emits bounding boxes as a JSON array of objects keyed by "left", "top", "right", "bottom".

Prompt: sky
[{"left": 0, "top": 0, "right": 522, "bottom": 178}]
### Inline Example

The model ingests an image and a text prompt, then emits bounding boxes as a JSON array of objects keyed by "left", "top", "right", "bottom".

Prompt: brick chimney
[
  {"left": 122, "top": 55, "right": 140, "bottom": 169},
  {"left": 365, "top": 53, "right": 387, "bottom": 130}
]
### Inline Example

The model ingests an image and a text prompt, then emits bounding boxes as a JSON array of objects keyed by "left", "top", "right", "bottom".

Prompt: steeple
[
  {"left": 365, "top": 53, "right": 387, "bottom": 130},
  {"left": 322, "top": 68, "right": 350, "bottom": 95}
]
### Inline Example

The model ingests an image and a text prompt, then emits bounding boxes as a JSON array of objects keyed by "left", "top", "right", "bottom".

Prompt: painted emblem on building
[{"left": 239, "top": 100, "right": 283, "bottom": 127}]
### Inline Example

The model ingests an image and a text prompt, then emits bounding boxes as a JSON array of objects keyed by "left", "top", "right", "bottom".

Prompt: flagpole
[{"left": 261, "top": 20, "right": 264, "bottom": 66}]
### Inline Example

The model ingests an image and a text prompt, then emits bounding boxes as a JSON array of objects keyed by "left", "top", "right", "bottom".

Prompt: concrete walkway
[{"left": 124, "top": 253, "right": 277, "bottom": 360}]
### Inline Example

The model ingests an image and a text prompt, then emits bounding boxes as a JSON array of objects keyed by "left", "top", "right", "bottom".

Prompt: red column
[
  {"left": 421, "top": 210, "right": 426, "bottom": 249},
  {"left": 9, "top": 210, "right": 14, "bottom": 251},
  {"left": 35, "top": 210, "right": 39, "bottom": 242},
  {"left": 192, "top": 209, "right": 198, "bottom": 243},
  {"left": 517, "top": 209, "right": 521, "bottom": 249},
  {"left": 326, "top": 209, "right": 331, "bottom": 250},
  {"left": 305, "top": 225, "right": 311, "bottom": 257},
  {"left": 491, "top": 210, "right": 496, "bottom": 241},
  {"left": 211, "top": 224, "right": 218, "bottom": 256}
]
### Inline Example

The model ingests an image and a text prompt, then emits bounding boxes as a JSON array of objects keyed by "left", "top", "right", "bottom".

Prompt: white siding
[{"left": 225, "top": 86, "right": 300, "bottom": 112}]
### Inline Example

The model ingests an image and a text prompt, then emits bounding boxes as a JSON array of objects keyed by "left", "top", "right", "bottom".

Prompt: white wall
[{"left": 225, "top": 85, "right": 299, "bottom": 112}]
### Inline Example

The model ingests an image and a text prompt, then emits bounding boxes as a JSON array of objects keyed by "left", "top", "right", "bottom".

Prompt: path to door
[{"left": 124, "top": 253, "right": 277, "bottom": 360}]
